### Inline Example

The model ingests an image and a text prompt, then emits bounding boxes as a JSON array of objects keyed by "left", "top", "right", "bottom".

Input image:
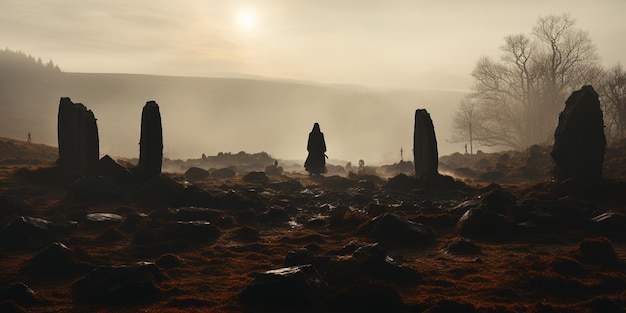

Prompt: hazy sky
[{"left": 2, "top": 0, "right": 625, "bottom": 91}]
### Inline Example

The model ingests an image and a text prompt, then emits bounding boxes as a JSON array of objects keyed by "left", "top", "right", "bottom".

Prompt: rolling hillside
[{"left": 0, "top": 49, "right": 466, "bottom": 164}]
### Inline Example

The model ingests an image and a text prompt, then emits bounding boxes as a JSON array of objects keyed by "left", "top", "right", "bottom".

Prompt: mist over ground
[{"left": 0, "top": 56, "right": 465, "bottom": 165}]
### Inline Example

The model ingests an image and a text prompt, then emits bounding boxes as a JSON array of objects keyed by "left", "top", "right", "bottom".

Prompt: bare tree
[
  {"left": 599, "top": 64, "right": 626, "bottom": 144},
  {"left": 451, "top": 96, "right": 479, "bottom": 154},
  {"left": 455, "top": 14, "right": 600, "bottom": 150}
]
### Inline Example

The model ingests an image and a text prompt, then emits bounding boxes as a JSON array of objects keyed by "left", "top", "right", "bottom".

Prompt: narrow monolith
[
  {"left": 57, "top": 97, "right": 86, "bottom": 166},
  {"left": 136, "top": 101, "right": 163, "bottom": 180},
  {"left": 79, "top": 109, "right": 99, "bottom": 174},
  {"left": 413, "top": 109, "right": 439, "bottom": 180},
  {"left": 551, "top": 85, "right": 606, "bottom": 182}
]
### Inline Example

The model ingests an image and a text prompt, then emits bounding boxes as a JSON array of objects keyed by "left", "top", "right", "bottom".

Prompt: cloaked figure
[{"left": 304, "top": 123, "right": 327, "bottom": 175}]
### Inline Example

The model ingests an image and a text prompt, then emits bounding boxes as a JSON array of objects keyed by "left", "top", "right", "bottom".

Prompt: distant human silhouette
[
  {"left": 27, "top": 132, "right": 31, "bottom": 144},
  {"left": 304, "top": 123, "right": 327, "bottom": 175}
]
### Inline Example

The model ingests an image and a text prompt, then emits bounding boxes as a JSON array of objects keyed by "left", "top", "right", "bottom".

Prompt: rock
[
  {"left": 258, "top": 205, "right": 289, "bottom": 223},
  {"left": 573, "top": 237, "right": 619, "bottom": 265},
  {"left": 155, "top": 254, "right": 187, "bottom": 269},
  {"left": 457, "top": 208, "right": 517, "bottom": 239},
  {"left": 135, "top": 101, "right": 163, "bottom": 180},
  {"left": 176, "top": 221, "right": 221, "bottom": 243},
  {"left": 357, "top": 213, "right": 434, "bottom": 247},
  {"left": 73, "top": 261, "right": 169, "bottom": 303},
  {"left": 413, "top": 109, "right": 439, "bottom": 181},
  {"left": 72, "top": 176, "right": 122, "bottom": 200},
  {"left": 551, "top": 85, "right": 606, "bottom": 182},
  {"left": 264, "top": 164, "right": 283, "bottom": 176},
  {"left": 97, "top": 155, "right": 135, "bottom": 185},
  {"left": 141, "top": 176, "right": 215, "bottom": 207},
  {"left": 0, "top": 282, "right": 37, "bottom": 304},
  {"left": 331, "top": 283, "right": 405, "bottom": 313},
  {"left": 480, "top": 189, "right": 517, "bottom": 212},
  {"left": 243, "top": 171, "right": 269, "bottom": 184},
  {"left": 210, "top": 167, "right": 236, "bottom": 179},
  {"left": 85, "top": 213, "right": 124, "bottom": 227},
  {"left": 0, "top": 216, "right": 55, "bottom": 249},
  {"left": 20, "top": 242, "right": 92, "bottom": 276},
  {"left": 169, "top": 207, "right": 222, "bottom": 221},
  {"left": 444, "top": 237, "right": 482, "bottom": 255},
  {"left": 79, "top": 109, "right": 99, "bottom": 175},
  {"left": 0, "top": 195, "right": 34, "bottom": 220},
  {"left": 590, "top": 212, "right": 626, "bottom": 238},
  {"left": 184, "top": 167, "right": 209, "bottom": 181},
  {"left": 231, "top": 226, "right": 261, "bottom": 242},
  {"left": 120, "top": 212, "right": 148, "bottom": 232},
  {"left": 239, "top": 264, "right": 328, "bottom": 309}
]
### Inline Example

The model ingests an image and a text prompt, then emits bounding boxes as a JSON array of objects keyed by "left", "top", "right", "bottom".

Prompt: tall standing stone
[
  {"left": 413, "top": 109, "right": 439, "bottom": 180},
  {"left": 551, "top": 85, "right": 606, "bottom": 182},
  {"left": 137, "top": 101, "right": 163, "bottom": 180},
  {"left": 79, "top": 109, "right": 99, "bottom": 174},
  {"left": 57, "top": 97, "right": 98, "bottom": 174}
]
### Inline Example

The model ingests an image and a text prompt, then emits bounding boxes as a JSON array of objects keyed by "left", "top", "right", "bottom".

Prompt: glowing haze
[{"left": 1, "top": 0, "right": 625, "bottom": 163}]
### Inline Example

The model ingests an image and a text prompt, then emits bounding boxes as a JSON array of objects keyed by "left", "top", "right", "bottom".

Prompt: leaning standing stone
[{"left": 79, "top": 109, "right": 99, "bottom": 175}]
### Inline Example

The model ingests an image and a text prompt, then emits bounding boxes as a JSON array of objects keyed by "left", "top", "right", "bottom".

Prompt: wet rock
[
  {"left": 85, "top": 213, "right": 123, "bottom": 227},
  {"left": 331, "top": 283, "right": 405, "bottom": 313},
  {"left": 413, "top": 109, "right": 439, "bottom": 181},
  {"left": 135, "top": 101, "right": 163, "bottom": 181},
  {"left": 573, "top": 237, "right": 619, "bottom": 265},
  {"left": 169, "top": 207, "right": 222, "bottom": 221},
  {"left": 0, "top": 282, "right": 37, "bottom": 304},
  {"left": 20, "top": 242, "right": 92, "bottom": 276},
  {"left": 0, "top": 216, "right": 55, "bottom": 249},
  {"left": 357, "top": 213, "right": 434, "bottom": 247},
  {"left": 73, "top": 261, "right": 169, "bottom": 303},
  {"left": 444, "top": 237, "right": 482, "bottom": 255},
  {"left": 590, "top": 212, "right": 626, "bottom": 238},
  {"left": 72, "top": 176, "right": 122, "bottom": 200},
  {"left": 184, "top": 167, "right": 209, "bottom": 181},
  {"left": 96, "top": 155, "right": 135, "bottom": 185},
  {"left": 239, "top": 264, "right": 328, "bottom": 309},
  {"left": 155, "top": 254, "right": 187, "bottom": 269},
  {"left": 551, "top": 85, "right": 606, "bottom": 182},
  {"left": 457, "top": 208, "right": 517, "bottom": 239},
  {"left": 176, "top": 221, "right": 221, "bottom": 243},
  {"left": 243, "top": 171, "right": 268, "bottom": 184},
  {"left": 210, "top": 167, "right": 236, "bottom": 179}
]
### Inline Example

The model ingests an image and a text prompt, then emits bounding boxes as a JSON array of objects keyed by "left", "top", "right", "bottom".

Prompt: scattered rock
[
  {"left": 21, "top": 242, "right": 92, "bottom": 276},
  {"left": 264, "top": 164, "right": 283, "bottom": 176},
  {"left": 239, "top": 265, "right": 328, "bottom": 309},
  {"left": 0, "top": 216, "right": 55, "bottom": 249},
  {"left": 184, "top": 167, "right": 209, "bottom": 181},
  {"left": 73, "top": 261, "right": 169, "bottom": 303},
  {"left": 444, "top": 237, "right": 482, "bottom": 255},
  {"left": 457, "top": 208, "right": 517, "bottom": 240},
  {"left": 155, "top": 254, "right": 187, "bottom": 269},
  {"left": 242, "top": 171, "right": 269, "bottom": 184},
  {"left": 176, "top": 221, "right": 221, "bottom": 244},
  {"left": 96, "top": 155, "right": 136, "bottom": 185},
  {"left": 85, "top": 213, "right": 124, "bottom": 227},
  {"left": 210, "top": 168, "right": 236, "bottom": 179},
  {"left": 0, "top": 282, "right": 37, "bottom": 304},
  {"left": 357, "top": 213, "right": 434, "bottom": 247},
  {"left": 231, "top": 226, "right": 261, "bottom": 242},
  {"left": 573, "top": 237, "right": 619, "bottom": 265}
]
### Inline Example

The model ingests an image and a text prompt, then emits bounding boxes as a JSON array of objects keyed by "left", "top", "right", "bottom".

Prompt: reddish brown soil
[{"left": 1, "top": 138, "right": 626, "bottom": 313}]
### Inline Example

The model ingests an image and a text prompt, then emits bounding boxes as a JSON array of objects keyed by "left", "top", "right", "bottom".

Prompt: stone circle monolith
[
  {"left": 551, "top": 85, "right": 606, "bottom": 182},
  {"left": 136, "top": 101, "right": 163, "bottom": 180},
  {"left": 413, "top": 109, "right": 439, "bottom": 181}
]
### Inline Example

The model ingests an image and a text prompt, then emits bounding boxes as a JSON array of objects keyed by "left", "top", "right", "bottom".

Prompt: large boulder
[
  {"left": 96, "top": 155, "right": 135, "bottom": 185},
  {"left": 0, "top": 216, "right": 55, "bottom": 249},
  {"left": 551, "top": 85, "right": 606, "bottom": 182},
  {"left": 239, "top": 264, "right": 328, "bottom": 309},
  {"left": 184, "top": 167, "right": 209, "bottom": 181},
  {"left": 73, "top": 261, "right": 169, "bottom": 303},
  {"left": 20, "top": 242, "right": 92, "bottom": 276}
]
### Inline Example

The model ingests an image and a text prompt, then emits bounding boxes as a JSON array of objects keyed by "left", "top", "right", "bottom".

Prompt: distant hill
[
  {"left": 0, "top": 136, "right": 57, "bottom": 165},
  {"left": 0, "top": 49, "right": 467, "bottom": 164}
]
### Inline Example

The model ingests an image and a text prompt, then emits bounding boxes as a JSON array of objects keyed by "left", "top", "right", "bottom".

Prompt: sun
[{"left": 236, "top": 10, "right": 256, "bottom": 31}]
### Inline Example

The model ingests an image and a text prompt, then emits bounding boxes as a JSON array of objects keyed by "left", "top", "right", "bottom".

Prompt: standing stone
[
  {"left": 57, "top": 97, "right": 99, "bottom": 174},
  {"left": 137, "top": 101, "right": 163, "bottom": 180},
  {"left": 79, "top": 109, "right": 99, "bottom": 174},
  {"left": 413, "top": 109, "right": 439, "bottom": 180},
  {"left": 58, "top": 97, "right": 86, "bottom": 166},
  {"left": 551, "top": 85, "right": 606, "bottom": 182}
]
